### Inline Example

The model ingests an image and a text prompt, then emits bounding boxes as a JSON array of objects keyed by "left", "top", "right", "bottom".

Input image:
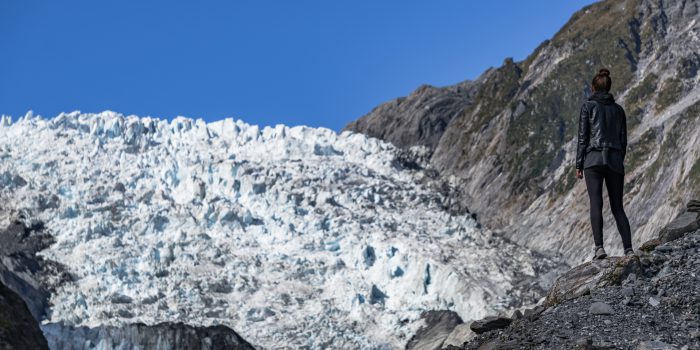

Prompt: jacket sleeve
[
  {"left": 575, "top": 103, "right": 589, "bottom": 170},
  {"left": 620, "top": 106, "right": 627, "bottom": 160}
]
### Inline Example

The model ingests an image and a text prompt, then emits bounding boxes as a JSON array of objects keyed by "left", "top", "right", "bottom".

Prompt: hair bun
[{"left": 598, "top": 68, "right": 610, "bottom": 77}]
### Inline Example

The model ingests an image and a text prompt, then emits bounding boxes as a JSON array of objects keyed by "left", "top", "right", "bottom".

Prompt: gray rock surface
[{"left": 405, "top": 310, "right": 463, "bottom": 350}]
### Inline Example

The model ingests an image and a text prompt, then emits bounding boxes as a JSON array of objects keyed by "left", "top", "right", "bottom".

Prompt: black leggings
[{"left": 583, "top": 165, "right": 632, "bottom": 250}]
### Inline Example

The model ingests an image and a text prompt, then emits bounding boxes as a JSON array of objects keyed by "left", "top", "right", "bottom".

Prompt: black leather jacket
[{"left": 576, "top": 91, "right": 628, "bottom": 170}]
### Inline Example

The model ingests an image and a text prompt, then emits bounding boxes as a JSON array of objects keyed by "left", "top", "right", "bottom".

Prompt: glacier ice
[{"left": 0, "top": 111, "right": 556, "bottom": 349}]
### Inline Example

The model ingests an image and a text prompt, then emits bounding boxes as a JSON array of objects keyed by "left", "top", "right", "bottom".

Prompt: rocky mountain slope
[
  {"left": 0, "top": 111, "right": 565, "bottom": 349},
  {"left": 452, "top": 199, "right": 700, "bottom": 349},
  {"left": 345, "top": 0, "right": 700, "bottom": 265}
]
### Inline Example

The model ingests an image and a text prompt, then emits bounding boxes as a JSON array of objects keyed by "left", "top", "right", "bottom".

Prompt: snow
[{"left": 0, "top": 111, "right": 551, "bottom": 349}]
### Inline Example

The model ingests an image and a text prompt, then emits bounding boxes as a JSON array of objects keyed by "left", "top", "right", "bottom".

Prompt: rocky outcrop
[
  {"left": 0, "top": 216, "right": 71, "bottom": 322},
  {"left": 451, "top": 199, "right": 700, "bottom": 349},
  {"left": 345, "top": 0, "right": 700, "bottom": 265},
  {"left": 42, "top": 322, "right": 254, "bottom": 350},
  {"left": 0, "top": 281, "right": 49, "bottom": 350},
  {"left": 345, "top": 81, "right": 482, "bottom": 152}
]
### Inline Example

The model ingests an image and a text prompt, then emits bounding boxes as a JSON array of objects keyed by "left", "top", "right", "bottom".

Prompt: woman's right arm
[{"left": 576, "top": 103, "right": 590, "bottom": 171}]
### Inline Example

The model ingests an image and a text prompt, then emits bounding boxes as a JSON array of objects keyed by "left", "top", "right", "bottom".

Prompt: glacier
[{"left": 0, "top": 111, "right": 560, "bottom": 349}]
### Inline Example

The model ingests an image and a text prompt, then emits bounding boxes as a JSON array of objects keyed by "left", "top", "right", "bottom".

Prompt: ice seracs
[{"left": 0, "top": 111, "right": 557, "bottom": 349}]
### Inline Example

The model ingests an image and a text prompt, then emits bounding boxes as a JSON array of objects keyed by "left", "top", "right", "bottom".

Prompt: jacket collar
[{"left": 589, "top": 91, "right": 615, "bottom": 105}]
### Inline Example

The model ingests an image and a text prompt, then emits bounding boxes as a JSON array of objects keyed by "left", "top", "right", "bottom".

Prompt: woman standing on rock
[{"left": 575, "top": 68, "right": 634, "bottom": 259}]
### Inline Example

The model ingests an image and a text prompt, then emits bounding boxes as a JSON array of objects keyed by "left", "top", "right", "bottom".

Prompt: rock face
[
  {"left": 0, "top": 216, "right": 70, "bottom": 322},
  {"left": 453, "top": 200, "right": 700, "bottom": 349},
  {"left": 0, "top": 281, "right": 49, "bottom": 350},
  {"left": 345, "top": 0, "right": 700, "bottom": 265},
  {"left": 345, "top": 81, "right": 482, "bottom": 152},
  {"left": 42, "top": 322, "right": 254, "bottom": 350},
  {"left": 405, "top": 311, "right": 464, "bottom": 350}
]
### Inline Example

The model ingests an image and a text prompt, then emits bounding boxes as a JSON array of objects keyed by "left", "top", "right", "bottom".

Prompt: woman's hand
[{"left": 576, "top": 169, "right": 583, "bottom": 179}]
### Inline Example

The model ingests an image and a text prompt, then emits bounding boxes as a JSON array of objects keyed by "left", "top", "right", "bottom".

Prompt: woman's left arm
[
  {"left": 620, "top": 106, "right": 627, "bottom": 160},
  {"left": 576, "top": 103, "right": 590, "bottom": 172}
]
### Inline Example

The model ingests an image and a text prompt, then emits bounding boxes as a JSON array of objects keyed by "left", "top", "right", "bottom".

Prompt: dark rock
[
  {"left": 0, "top": 218, "right": 71, "bottom": 321},
  {"left": 42, "top": 322, "right": 254, "bottom": 350},
  {"left": 655, "top": 245, "right": 674, "bottom": 252},
  {"left": 589, "top": 302, "right": 613, "bottom": 315},
  {"left": 658, "top": 211, "right": 700, "bottom": 243},
  {"left": 0, "top": 281, "right": 49, "bottom": 349},
  {"left": 405, "top": 310, "right": 463, "bottom": 350},
  {"left": 469, "top": 316, "right": 512, "bottom": 334}
]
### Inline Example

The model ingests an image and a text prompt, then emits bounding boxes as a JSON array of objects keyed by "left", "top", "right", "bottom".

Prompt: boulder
[
  {"left": 658, "top": 211, "right": 700, "bottom": 243},
  {"left": 545, "top": 256, "right": 642, "bottom": 305},
  {"left": 469, "top": 316, "right": 512, "bottom": 334},
  {"left": 405, "top": 310, "right": 463, "bottom": 350}
]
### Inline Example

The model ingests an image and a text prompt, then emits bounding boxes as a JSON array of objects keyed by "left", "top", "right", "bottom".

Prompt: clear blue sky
[{"left": 1, "top": 1, "right": 596, "bottom": 131}]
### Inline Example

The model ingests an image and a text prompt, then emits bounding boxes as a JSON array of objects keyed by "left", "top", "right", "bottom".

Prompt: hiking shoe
[
  {"left": 624, "top": 249, "right": 636, "bottom": 257},
  {"left": 593, "top": 247, "right": 607, "bottom": 260}
]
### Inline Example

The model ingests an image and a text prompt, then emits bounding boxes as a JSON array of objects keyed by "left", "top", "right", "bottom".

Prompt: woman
[{"left": 575, "top": 68, "right": 634, "bottom": 259}]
